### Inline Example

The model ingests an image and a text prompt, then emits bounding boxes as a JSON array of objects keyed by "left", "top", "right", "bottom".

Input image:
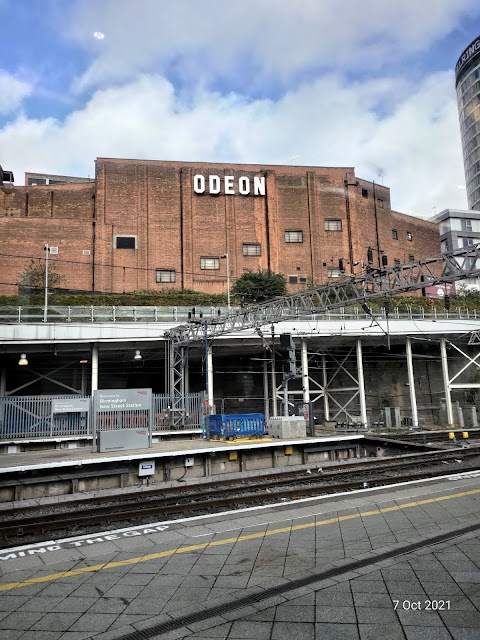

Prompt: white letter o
[{"left": 193, "top": 175, "right": 205, "bottom": 193}]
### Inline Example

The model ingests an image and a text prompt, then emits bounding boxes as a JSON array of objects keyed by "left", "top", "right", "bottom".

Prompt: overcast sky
[{"left": 2, "top": 0, "right": 480, "bottom": 217}]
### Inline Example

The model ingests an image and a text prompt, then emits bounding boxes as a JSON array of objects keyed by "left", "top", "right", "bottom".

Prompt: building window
[
  {"left": 394, "top": 259, "right": 400, "bottom": 266},
  {"left": 461, "top": 236, "right": 475, "bottom": 247},
  {"left": 284, "top": 230, "right": 303, "bottom": 243},
  {"left": 362, "top": 188, "right": 368, "bottom": 198},
  {"left": 392, "top": 229, "right": 398, "bottom": 240},
  {"left": 327, "top": 268, "right": 342, "bottom": 277},
  {"left": 113, "top": 235, "right": 137, "bottom": 249},
  {"left": 462, "top": 219, "right": 473, "bottom": 231},
  {"left": 465, "top": 256, "right": 477, "bottom": 270},
  {"left": 406, "top": 231, "right": 413, "bottom": 241},
  {"left": 299, "top": 276, "right": 307, "bottom": 283},
  {"left": 324, "top": 219, "right": 342, "bottom": 231},
  {"left": 378, "top": 198, "right": 384, "bottom": 208},
  {"left": 408, "top": 254, "right": 414, "bottom": 262},
  {"left": 156, "top": 269, "right": 176, "bottom": 283},
  {"left": 200, "top": 257, "right": 220, "bottom": 270},
  {"left": 242, "top": 243, "right": 261, "bottom": 256},
  {"left": 288, "top": 275, "right": 298, "bottom": 284}
]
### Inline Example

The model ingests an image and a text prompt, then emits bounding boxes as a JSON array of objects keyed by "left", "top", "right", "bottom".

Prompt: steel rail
[
  {"left": 1, "top": 448, "right": 479, "bottom": 547},
  {"left": 1, "top": 446, "right": 475, "bottom": 520}
]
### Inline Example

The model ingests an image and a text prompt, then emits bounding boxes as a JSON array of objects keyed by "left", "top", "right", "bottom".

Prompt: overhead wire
[{"left": 0, "top": 252, "right": 238, "bottom": 283}]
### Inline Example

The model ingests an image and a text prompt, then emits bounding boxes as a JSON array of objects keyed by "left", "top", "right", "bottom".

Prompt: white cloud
[
  {"left": 0, "top": 70, "right": 468, "bottom": 215},
  {"left": 0, "top": 71, "right": 31, "bottom": 115},
  {"left": 67, "top": 0, "right": 480, "bottom": 90}
]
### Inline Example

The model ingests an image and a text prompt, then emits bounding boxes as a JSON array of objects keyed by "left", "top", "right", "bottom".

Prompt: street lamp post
[{"left": 220, "top": 253, "right": 231, "bottom": 314}]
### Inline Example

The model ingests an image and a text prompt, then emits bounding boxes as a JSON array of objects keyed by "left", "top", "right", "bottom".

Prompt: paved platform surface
[
  {"left": 1, "top": 472, "right": 480, "bottom": 639},
  {"left": 0, "top": 434, "right": 363, "bottom": 472}
]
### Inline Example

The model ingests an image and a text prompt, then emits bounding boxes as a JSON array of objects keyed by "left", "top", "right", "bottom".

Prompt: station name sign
[
  {"left": 193, "top": 174, "right": 266, "bottom": 196},
  {"left": 52, "top": 398, "right": 90, "bottom": 414},
  {"left": 94, "top": 388, "right": 152, "bottom": 411},
  {"left": 456, "top": 37, "right": 480, "bottom": 79}
]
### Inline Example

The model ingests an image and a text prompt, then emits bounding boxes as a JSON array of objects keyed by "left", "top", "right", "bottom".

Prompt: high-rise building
[
  {"left": 456, "top": 36, "right": 480, "bottom": 210},
  {"left": 430, "top": 208, "right": 480, "bottom": 291}
]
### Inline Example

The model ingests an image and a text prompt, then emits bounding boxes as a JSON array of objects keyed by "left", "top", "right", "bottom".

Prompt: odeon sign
[{"left": 193, "top": 174, "right": 266, "bottom": 196}]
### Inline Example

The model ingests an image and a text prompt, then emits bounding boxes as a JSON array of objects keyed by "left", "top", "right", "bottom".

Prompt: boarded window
[
  {"left": 284, "top": 230, "right": 303, "bottom": 243},
  {"left": 325, "top": 219, "right": 342, "bottom": 231},
  {"left": 200, "top": 257, "right": 220, "bottom": 270},
  {"left": 156, "top": 269, "right": 176, "bottom": 283},
  {"left": 243, "top": 243, "right": 261, "bottom": 256}
]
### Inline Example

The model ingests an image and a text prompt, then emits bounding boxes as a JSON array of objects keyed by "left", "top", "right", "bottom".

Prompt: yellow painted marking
[
  {"left": 1, "top": 485, "right": 480, "bottom": 593},
  {"left": 227, "top": 438, "right": 273, "bottom": 444}
]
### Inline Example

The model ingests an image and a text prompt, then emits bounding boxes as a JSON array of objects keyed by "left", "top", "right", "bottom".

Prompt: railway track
[
  {"left": 373, "top": 430, "right": 480, "bottom": 443},
  {"left": 1, "top": 447, "right": 480, "bottom": 548}
]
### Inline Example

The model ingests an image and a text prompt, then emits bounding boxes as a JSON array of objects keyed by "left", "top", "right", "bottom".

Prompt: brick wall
[
  {"left": 0, "top": 182, "right": 95, "bottom": 294},
  {"left": 0, "top": 158, "right": 441, "bottom": 296},
  {"left": 0, "top": 217, "right": 94, "bottom": 294}
]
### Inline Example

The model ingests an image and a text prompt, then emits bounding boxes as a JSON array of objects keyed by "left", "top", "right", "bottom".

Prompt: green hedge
[
  {"left": 0, "top": 289, "right": 229, "bottom": 307},
  {"left": 0, "top": 290, "right": 479, "bottom": 311}
]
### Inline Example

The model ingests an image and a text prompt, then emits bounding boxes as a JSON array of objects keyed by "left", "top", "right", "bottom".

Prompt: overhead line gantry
[{"left": 165, "top": 244, "right": 480, "bottom": 426}]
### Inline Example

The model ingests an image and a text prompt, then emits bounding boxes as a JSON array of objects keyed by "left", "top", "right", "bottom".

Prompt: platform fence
[
  {"left": 0, "top": 391, "right": 204, "bottom": 440},
  {"left": 0, "top": 306, "right": 477, "bottom": 323}
]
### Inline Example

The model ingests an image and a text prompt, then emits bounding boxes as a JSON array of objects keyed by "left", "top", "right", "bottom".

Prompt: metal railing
[
  {"left": 0, "top": 392, "right": 204, "bottom": 440},
  {"left": 0, "top": 306, "right": 231, "bottom": 323},
  {"left": 153, "top": 392, "right": 203, "bottom": 430},
  {"left": 0, "top": 395, "right": 90, "bottom": 439},
  {"left": 0, "top": 305, "right": 477, "bottom": 323}
]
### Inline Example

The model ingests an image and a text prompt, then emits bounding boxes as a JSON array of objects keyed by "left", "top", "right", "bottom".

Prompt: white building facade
[{"left": 431, "top": 208, "right": 480, "bottom": 291}]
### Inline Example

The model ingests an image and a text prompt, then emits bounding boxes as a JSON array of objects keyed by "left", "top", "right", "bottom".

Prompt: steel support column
[
  {"left": 184, "top": 359, "right": 190, "bottom": 397},
  {"left": 80, "top": 364, "right": 87, "bottom": 396},
  {"left": 0, "top": 367, "right": 6, "bottom": 397},
  {"left": 440, "top": 338, "right": 454, "bottom": 426},
  {"left": 167, "top": 341, "right": 187, "bottom": 427},
  {"left": 283, "top": 376, "right": 289, "bottom": 417},
  {"left": 301, "top": 339, "right": 310, "bottom": 404},
  {"left": 322, "top": 354, "right": 330, "bottom": 420},
  {"left": 207, "top": 343, "right": 214, "bottom": 410},
  {"left": 263, "top": 357, "right": 269, "bottom": 420},
  {"left": 406, "top": 337, "right": 418, "bottom": 428},
  {"left": 271, "top": 351, "right": 278, "bottom": 417},
  {"left": 91, "top": 344, "right": 98, "bottom": 393},
  {"left": 356, "top": 339, "right": 368, "bottom": 426}
]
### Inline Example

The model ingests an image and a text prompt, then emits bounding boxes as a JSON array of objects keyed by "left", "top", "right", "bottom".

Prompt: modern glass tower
[{"left": 456, "top": 36, "right": 480, "bottom": 210}]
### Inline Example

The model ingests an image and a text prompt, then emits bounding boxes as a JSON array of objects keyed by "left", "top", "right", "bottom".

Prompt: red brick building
[{"left": 0, "top": 158, "right": 440, "bottom": 295}]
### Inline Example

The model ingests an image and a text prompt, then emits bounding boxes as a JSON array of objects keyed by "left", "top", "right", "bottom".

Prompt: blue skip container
[{"left": 208, "top": 413, "right": 266, "bottom": 439}]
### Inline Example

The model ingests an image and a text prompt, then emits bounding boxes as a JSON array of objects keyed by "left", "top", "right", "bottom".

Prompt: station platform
[
  {"left": 1, "top": 471, "right": 480, "bottom": 638},
  {"left": 0, "top": 434, "right": 365, "bottom": 473},
  {"left": 0, "top": 434, "right": 370, "bottom": 504}
]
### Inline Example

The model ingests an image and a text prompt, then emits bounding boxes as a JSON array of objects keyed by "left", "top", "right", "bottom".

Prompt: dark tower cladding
[{"left": 456, "top": 36, "right": 480, "bottom": 210}]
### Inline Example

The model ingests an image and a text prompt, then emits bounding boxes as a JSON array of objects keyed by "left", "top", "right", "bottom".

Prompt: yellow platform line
[
  {"left": 1, "top": 486, "right": 479, "bottom": 592},
  {"left": 226, "top": 438, "right": 273, "bottom": 444}
]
